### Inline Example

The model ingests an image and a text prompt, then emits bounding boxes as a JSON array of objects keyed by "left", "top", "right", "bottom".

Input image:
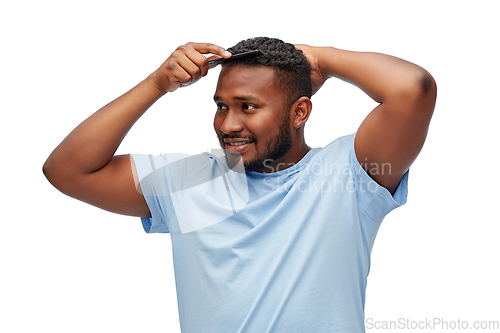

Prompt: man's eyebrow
[{"left": 213, "top": 95, "right": 257, "bottom": 102}]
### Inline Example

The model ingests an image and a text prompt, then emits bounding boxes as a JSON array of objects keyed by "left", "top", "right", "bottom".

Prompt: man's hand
[
  {"left": 294, "top": 44, "right": 329, "bottom": 95},
  {"left": 151, "top": 42, "right": 231, "bottom": 94}
]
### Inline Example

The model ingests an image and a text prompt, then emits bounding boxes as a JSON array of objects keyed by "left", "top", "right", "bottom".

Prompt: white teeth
[{"left": 229, "top": 142, "right": 251, "bottom": 146}]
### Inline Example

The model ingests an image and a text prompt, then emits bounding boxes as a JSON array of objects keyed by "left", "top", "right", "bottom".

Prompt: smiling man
[
  {"left": 214, "top": 65, "right": 304, "bottom": 172},
  {"left": 43, "top": 37, "right": 436, "bottom": 332}
]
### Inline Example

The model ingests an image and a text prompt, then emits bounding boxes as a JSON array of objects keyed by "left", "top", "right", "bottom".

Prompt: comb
[{"left": 209, "top": 50, "right": 263, "bottom": 68}]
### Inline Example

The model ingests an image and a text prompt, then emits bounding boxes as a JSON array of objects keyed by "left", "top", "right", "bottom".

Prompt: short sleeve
[
  {"left": 131, "top": 153, "right": 177, "bottom": 233},
  {"left": 340, "top": 133, "right": 409, "bottom": 223},
  {"left": 131, "top": 151, "right": 236, "bottom": 234}
]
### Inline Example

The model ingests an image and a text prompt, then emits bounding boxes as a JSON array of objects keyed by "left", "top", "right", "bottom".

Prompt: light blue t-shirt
[{"left": 131, "top": 133, "right": 408, "bottom": 333}]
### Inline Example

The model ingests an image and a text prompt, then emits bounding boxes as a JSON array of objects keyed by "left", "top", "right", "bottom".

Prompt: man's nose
[{"left": 220, "top": 110, "right": 244, "bottom": 134}]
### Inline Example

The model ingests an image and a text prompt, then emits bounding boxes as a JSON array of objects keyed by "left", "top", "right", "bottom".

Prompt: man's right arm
[{"left": 43, "top": 43, "right": 231, "bottom": 217}]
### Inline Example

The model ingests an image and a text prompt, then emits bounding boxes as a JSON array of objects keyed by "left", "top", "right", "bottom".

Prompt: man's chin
[
  {"left": 241, "top": 157, "right": 268, "bottom": 173},
  {"left": 225, "top": 154, "right": 267, "bottom": 173},
  {"left": 224, "top": 151, "right": 247, "bottom": 173}
]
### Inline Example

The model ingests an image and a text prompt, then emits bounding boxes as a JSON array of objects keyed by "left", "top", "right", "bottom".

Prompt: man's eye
[
  {"left": 243, "top": 104, "right": 257, "bottom": 110},
  {"left": 217, "top": 104, "right": 228, "bottom": 111}
]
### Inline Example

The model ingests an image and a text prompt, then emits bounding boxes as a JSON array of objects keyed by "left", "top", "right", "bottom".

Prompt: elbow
[
  {"left": 416, "top": 70, "right": 437, "bottom": 116},
  {"left": 418, "top": 69, "right": 437, "bottom": 97},
  {"left": 42, "top": 154, "right": 69, "bottom": 192},
  {"left": 385, "top": 68, "right": 437, "bottom": 106},
  {"left": 42, "top": 156, "right": 57, "bottom": 187},
  {"left": 400, "top": 68, "right": 437, "bottom": 100},
  {"left": 394, "top": 69, "right": 437, "bottom": 117},
  {"left": 42, "top": 156, "right": 50, "bottom": 179}
]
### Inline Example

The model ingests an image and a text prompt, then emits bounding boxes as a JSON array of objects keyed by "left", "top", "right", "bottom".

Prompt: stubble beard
[{"left": 222, "top": 112, "right": 293, "bottom": 173}]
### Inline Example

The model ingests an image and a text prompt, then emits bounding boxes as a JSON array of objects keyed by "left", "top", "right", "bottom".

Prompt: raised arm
[
  {"left": 43, "top": 43, "right": 231, "bottom": 217},
  {"left": 296, "top": 44, "right": 437, "bottom": 194}
]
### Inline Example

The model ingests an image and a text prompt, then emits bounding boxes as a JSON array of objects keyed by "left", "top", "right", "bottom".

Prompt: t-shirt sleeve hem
[
  {"left": 341, "top": 133, "right": 409, "bottom": 223},
  {"left": 131, "top": 153, "right": 170, "bottom": 233}
]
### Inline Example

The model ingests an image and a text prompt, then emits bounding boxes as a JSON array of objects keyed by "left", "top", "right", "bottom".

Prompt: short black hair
[{"left": 223, "top": 37, "right": 312, "bottom": 111}]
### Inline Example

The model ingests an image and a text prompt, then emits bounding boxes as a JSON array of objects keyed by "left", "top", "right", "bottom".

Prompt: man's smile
[{"left": 222, "top": 138, "right": 255, "bottom": 152}]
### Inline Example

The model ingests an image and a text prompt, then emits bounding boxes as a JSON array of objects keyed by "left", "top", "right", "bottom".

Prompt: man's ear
[{"left": 293, "top": 97, "right": 312, "bottom": 129}]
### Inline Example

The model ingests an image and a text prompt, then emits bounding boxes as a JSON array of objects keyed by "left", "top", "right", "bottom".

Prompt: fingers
[
  {"left": 156, "top": 43, "right": 231, "bottom": 92},
  {"left": 189, "top": 43, "right": 231, "bottom": 71},
  {"left": 188, "top": 42, "right": 231, "bottom": 59},
  {"left": 184, "top": 42, "right": 231, "bottom": 77}
]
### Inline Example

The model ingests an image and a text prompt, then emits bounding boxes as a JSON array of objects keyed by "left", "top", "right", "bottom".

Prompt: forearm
[
  {"left": 317, "top": 47, "right": 433, "bottom": 104},
  {"left": 44, "top": 75, "right": 164, "bottom": 179}
]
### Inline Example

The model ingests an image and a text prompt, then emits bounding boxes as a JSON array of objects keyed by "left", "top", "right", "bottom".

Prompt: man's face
[{"left": 213, "top": 65, "right": 294, "bottom": 173}]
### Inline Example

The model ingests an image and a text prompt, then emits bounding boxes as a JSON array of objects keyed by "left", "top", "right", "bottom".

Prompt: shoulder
[{"left": 308, "top": 133, "right": 355, "bottom": 165}]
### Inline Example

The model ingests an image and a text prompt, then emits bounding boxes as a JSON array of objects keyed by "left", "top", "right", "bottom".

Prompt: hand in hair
[
  {"left": 294, "top": 44, "right": 328, "bottom": 95},
  {"left": 151, "top": 42, "right": 231, "bottom": 94}
]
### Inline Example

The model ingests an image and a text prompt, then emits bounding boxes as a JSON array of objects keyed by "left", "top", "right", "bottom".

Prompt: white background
[{"left": 1, "top": 0, "right": 499, "bottom": 332}]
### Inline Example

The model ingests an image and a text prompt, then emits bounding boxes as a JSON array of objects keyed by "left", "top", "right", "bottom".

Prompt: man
[{"left": 43, "top": 37, "right": 436, "bottom": 332}]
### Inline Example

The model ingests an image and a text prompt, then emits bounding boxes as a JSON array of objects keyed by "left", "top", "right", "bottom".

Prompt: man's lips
[{"left": 223, "top": 138, "right": 255, "bottom": 152}]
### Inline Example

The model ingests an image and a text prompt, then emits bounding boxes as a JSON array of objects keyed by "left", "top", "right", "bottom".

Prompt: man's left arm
[{"left": 296, "top": 45, "right": 437, "bottom": 195}]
